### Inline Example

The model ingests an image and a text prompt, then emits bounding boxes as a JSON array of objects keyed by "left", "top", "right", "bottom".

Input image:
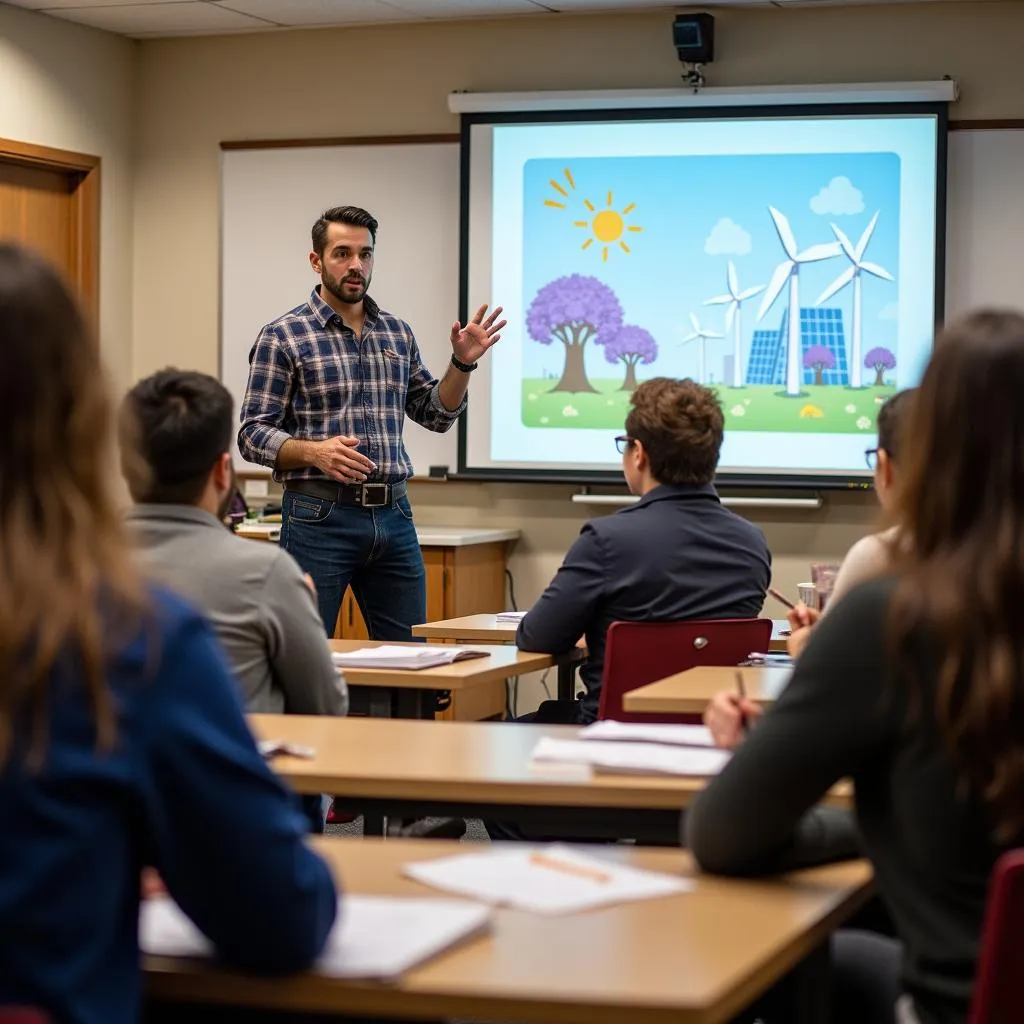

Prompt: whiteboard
[
  {"left": 221, "top": 141, "right": 460, "bottom": 474},
  {"left": 221, "top": 128, "right": 1024, "bottom": 474}
]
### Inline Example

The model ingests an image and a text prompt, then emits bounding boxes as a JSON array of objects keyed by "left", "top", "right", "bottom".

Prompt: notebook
[
  {"left": 140, "top": 895, "right": 492, "bottom": 980},
  {"left": 403, "top": 844, "right": 692, "bottom": 915},
  {"left": 330, "top": 645, "right": 489, "bottom": 670},
  {"left": 530, "top": 736, "right": 731, "bottom": 777},
  {"left": 495, "top": 610, "right": 527, "bottom": 623},
  {"left": 578, "top": 721, "right": 715, "bottom": 747}
]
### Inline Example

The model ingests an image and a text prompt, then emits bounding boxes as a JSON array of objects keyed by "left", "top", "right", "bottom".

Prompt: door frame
[{"left": 0, "top": 137, "right": 100, "bottom": 322}]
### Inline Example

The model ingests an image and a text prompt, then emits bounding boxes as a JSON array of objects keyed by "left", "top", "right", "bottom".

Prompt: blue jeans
[{"left": 280, "top": 489, "right": 426, "bottom": 641}]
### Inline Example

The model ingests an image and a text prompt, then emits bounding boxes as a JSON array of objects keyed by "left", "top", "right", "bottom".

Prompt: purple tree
[
  {"left": 604, "top": 325, "right": 658, "bottom": 391},
  {"left": 803, "top": 344, "right": 836, "bottom": 387},
  {"left": 864, "top": 346, "right": 896, "bottom": 387},
  {"left": 527, "top": 274, "right": 623, "bottom": 393}
]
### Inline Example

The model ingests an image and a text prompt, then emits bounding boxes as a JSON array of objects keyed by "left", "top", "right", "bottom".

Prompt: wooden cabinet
[{"left": 333, "top": 530, "right": 518, "bottom": 721}]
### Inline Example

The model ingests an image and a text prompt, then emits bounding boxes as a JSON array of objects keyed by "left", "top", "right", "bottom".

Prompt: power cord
[
  {"left": 505, "top": 567, "right": 520, "bottom": 718},
  {"left": 505, "top": 567, "right": 518, "bottom": 612}
]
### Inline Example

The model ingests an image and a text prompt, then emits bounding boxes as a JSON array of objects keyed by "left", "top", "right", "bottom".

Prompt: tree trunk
[
  {"left": 551, "top": 341, "right": 597, "bottom": 393},
  {"left": 620, "top": 359, "right": 638, "bottom": 391},
  {"left": 813, "top": 366, "right": 823, "bottom": 387},
  {"left": 874, "top": 365, "right": 885, "bottom": 387}
]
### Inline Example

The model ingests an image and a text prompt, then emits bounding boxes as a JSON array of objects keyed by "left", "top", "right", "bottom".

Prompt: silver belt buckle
[{"left": 360, "top": 483, "right": 388, "bottom": 507}]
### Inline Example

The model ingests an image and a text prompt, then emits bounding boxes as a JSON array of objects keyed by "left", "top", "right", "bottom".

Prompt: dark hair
[
  {"left": 876, "top": 388, "right": 914, "bottom": 463},
  {"left": 624, "top": 377, "right": 724, "bottom": 486},
  {"left": 888, "top": 310, "right": 1024, "bottom": 841},
  {"left": 121, "top": 369, "right": 234, "bottom": 506},
  {"left": 311, "top": 206, "right": 378, "bottom": 255},
  {"left": 0, "top": 243, "right": 146, "bottom": 766}
]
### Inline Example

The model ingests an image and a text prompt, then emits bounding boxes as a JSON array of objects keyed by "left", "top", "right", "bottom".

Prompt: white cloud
[
  {"left": 810, "top": 176, "right": 865, "bottom": 216},
  {"left": 704, "top": 217, "right": 752, "bottom": 256},
  {"left": 878, "top": 301, "right": 899, "bottom": 321}
]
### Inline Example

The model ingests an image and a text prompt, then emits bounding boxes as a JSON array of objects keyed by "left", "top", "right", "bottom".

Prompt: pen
[
  {"left": 767, "top": 586, "right": 797, "bottom": 610},
  {"left": 735, "top": 669, "right": 750, "bottom": 736},
  {"left": 529, "top": 851, "right": 612, "bottom": 884}
]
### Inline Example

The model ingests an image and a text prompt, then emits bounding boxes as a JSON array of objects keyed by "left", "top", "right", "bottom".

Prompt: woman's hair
[
  {"left": 888, "top": 309, "right": 1024, "bottom": 841},
  {"left": 875, "top": 388, "right": 915, "bottom": 463},
  {"left": 0, "top": 244, "right": 146, "bottom": 767}
]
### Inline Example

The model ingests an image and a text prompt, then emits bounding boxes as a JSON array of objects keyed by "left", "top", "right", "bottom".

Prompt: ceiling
[{"left": 0, "top": 0, "right": 1012, "bottom": 39}]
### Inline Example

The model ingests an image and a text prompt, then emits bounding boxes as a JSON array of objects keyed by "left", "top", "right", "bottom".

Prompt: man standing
[{"left": 239, "top": 206, "right": 503, "bottom": 646}]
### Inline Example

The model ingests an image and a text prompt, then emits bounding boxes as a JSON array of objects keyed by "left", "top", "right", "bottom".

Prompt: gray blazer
[{"left": 127, "top": 505, "right": 346, "bottom": 716}]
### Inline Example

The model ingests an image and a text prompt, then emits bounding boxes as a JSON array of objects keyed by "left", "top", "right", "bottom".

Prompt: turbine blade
[
  {"left": 704, "top": 330, "right": 723, "bottom": 339},
  {"left": 724, "top": 303, "right": 737, "bottom": 332},
  {"left": 797, "top": 241, "right": 843, "bottom": 263},
  {"left": 705, "top": 294, "right": 733, "bottom": 306},
  {"left": 757, "top": 261, "right": 794, "bottom": 321},
  {"left": 856, "top": 211, "right": 880, "bottom": 262},
  {"left": 739, "top": 284, "right": 765, "bottom": 300},
  {"left": 768, "top": 206, "right": 799, "bottom": 259},
  {"left": 860, "top": 261, "right": 894, "bottom": 282},
  {"left": 814, "top": 266, "right": 856, "bottom": 306},
  {"left": 689, "top": 312, "right": 700, "bottom": 332},
  {"left": 727, "top": 260, "right": 739, "bottom": 297},
  {"left": 831, "top": 224, "right": 857, "bottom": 262},
  {"left": 681, "top": 332, "right": 698, "bottom": 343}
]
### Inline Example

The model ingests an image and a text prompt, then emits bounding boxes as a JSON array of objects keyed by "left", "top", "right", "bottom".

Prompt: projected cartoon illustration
[{"left": 521, "top": 153, "right": 901, "bottom": 435}]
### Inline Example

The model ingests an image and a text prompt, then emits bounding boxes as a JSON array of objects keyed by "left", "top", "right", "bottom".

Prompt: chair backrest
[
  {"left": 597, "top": 618, "right": 772, "bottom": 724},
  {"left": 0, "top": 1010, "right": 51, "bottom": 1023},
  {"left": 969, "top": 849, "right": 1024, "bottom": 1024}
]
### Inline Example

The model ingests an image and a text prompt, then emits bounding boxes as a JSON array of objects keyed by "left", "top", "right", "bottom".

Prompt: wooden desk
[
  {"left": 413, "top": 613, "right": 580, "bottom": 702},
  {"left": 146, "top": 836, "right": 874, "bottom": 1024},
  {"left": 249, "top": 713, "right": 848, "bottom": 839},
  {"left": 624, "top": 666, "right": 793, "bottom": 716},
  {"left": 328, "top": 640, "right": 580, "bottom": 719}
]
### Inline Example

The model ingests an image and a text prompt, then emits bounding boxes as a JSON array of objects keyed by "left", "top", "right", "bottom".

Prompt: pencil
[
  {"left": 767, "top": 586, "right": 797, "bottom": 610},
  {"left": 735, "top": 669, "right": 750, "bottom": 736},
  {"left": 529, "top": 851, "right": 612, "bottom": 884}
]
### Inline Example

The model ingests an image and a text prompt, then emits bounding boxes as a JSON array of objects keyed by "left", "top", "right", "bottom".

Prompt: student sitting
[
  {"left": 705, "top": 388, "right": 913, "bottom": 748},
  {"left": 687, "top": 310, "right": 1024, "bottom": 1024},
  {"left": 517, "top": 377, "right": 771, "bottom": 724},
  {"left": 121, "top": 369, "right": 347, "bottom": 721},
  {"left": 0, "top": 244, "right": 336, "bottom": 1024}
]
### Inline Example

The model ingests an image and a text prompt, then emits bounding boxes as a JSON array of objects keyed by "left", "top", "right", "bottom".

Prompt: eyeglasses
[
  {"left": 614, "top": 435, "right": 634, "bottom": 455},
  {"left": 864, "top": 448, "right": 879, "bottom": 470}
]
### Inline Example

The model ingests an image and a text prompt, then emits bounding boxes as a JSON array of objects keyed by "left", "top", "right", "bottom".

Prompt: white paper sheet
[
  {"left": 330, "top": 645, "right": 487, "bottom": 670},
  {"left": 530, "top": 737, "right": 731, "bottom": 777},
  {"left": 578, "top": 721, "right": 716, "bottom": 747},
  {"left": 140, "top": 895, "right": 491, "bottom": 980},
  {"left": 403, "top": 844, "right": 692, "bottom": 915}
]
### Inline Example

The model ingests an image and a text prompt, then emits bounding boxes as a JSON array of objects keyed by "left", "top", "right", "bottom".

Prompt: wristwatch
[{"left": 451, "top": 353, "right": 478, "bottom": 373}]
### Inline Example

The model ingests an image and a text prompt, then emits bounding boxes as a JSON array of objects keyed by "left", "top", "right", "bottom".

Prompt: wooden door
[{"left": 0, "top": 139, "right": 100, "bottom": 319}]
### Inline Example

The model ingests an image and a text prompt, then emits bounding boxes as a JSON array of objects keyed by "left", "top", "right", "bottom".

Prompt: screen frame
[{"left": 455, "top": 101, "right": 949, "bottom": 490}]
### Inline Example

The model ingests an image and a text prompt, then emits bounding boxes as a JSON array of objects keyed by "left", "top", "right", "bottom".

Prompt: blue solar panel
[{"left": 745, "top": 307, "right": 849, "bottom": 387}]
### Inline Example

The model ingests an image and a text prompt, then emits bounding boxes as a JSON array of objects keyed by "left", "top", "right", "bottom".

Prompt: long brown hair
[
  {"left": 0, "top": 244, "right": 146, "bottom": 766},
  {"left": 888, "top": 309, "right": 1024, "bottom": 841}
]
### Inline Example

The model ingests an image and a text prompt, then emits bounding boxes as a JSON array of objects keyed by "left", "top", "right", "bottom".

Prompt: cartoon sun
[{"left": 544, "top": 169, "right": 643, "bottom": 262}]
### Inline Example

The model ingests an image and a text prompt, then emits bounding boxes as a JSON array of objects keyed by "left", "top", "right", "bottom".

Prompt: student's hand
[
  {"left": 141, "top": 868, "right": 166, "bottom": 899},
  {"left": 704, "top": 691, "right": 763, "bottom": 750},
  {"left": 786, "top": 602, "right": 821, "bottom": 632},
  {"left": 302, "top": 574, "right": 317, "bottom": 597},
  {"left": 786, "top": 625, "right": 814, "bottom": 659},
  {"left": 313, "top": 435, "right": 376, "bottom": 483},
  {"left": 450, "top": 304, "right": 506, "bottom": 364}
]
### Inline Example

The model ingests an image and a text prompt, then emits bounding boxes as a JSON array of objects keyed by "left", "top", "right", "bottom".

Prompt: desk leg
[
  {"left": 556, "top": 661, "right": 576, "bottom": 703},
  {"left": 360, "top": 687, "right": 392, "bottom": 837},
  {"left": 792, "top": 941, "right": 831, "bottom": 1024}
]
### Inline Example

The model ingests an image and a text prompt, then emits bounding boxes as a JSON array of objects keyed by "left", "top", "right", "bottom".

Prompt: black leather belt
[{"left": 286, "top": 478, "right": 407, "bottom": 509}]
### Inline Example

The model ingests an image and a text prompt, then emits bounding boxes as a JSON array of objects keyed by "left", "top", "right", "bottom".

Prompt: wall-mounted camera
[{"left": 673, "top": 12, "right": 714, "bottom": 89}]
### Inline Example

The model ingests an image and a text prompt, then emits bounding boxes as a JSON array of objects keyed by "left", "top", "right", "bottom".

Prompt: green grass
[{"left": 521, "top": 379, "right": 897, "bottom": 434}]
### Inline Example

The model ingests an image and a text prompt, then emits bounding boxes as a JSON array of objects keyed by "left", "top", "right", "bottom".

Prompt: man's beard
[{"left": 322, "top": 269, "right": 369, "bottom": 305}]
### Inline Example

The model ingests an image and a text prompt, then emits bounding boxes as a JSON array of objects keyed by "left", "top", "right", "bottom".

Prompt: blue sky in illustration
[{"left": 521, "top": 152, "right": 902, "bottom": 383}]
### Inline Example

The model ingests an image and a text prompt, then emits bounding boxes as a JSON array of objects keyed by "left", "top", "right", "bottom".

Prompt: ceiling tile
[
  {"left": 383, "top": 0, "right": 545, "bottom": 17},
  {"left": 215, "top": 0, "right": 412, "bottom": 26},
  {"left": 3, "top": 0, "right": 191, "bottom": 8},
  {"left": 47, "top": 1, "right": 275, "bottom": 34}
]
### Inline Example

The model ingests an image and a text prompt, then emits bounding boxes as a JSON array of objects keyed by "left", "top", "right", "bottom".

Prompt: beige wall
[
  {"left": 0, "top": 3, "right": 135, "bottom": 378},
  {"left": 132, "top": 2, "right": 1022, "bottom": 700}
]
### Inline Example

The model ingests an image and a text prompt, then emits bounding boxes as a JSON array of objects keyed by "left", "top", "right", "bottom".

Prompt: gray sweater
[{"left": 127, "top": 505, "right": 346, "bottom": 716}]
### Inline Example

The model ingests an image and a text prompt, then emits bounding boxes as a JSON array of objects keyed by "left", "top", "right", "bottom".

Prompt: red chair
[
  {"left": 969, "top": 849, "right": 1024, "bottom": 1024},
  {"left": 0, "top": 1011, "right": 51, "bottom": 1023},
  {"left": 596, "top": 618, "right": 772, "bottom": 724}
]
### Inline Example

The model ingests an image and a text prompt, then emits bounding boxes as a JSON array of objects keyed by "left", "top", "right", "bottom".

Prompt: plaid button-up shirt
[{"left": 238, "top": 288, "right": 464, "bottom": 483}]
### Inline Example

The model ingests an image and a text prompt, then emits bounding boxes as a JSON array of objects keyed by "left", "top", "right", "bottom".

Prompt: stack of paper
[
  {"left": 530, "top": 736, "right": 731, "bottom": 777},
  {"left": 331, "top": 645, "right": 488, "bottom": 670},
  {"left": 495, "top": 610, "right": 527, "bottom": 623},
  {"left": 404, "top": 844, "right": 692, "bottom": 915},
  {"left": 140, "top": 895, "right": 492, "bottom": 980},
  {"left": 235, "top": 522, "right": 281, "bottom": 541},
  {"left": 578, "top": 720, "right": 715, "bottom": 747}
]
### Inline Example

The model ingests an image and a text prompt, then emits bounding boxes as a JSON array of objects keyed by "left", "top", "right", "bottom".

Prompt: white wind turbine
[
  {"left": 680, "top": 312, "right": 722, "bottom": 384},
  {"left": 757, "top": 207, "right": 843, "bottom": 396},
  {"left": 705, "top": 261, "right": 765, "bottom": 388},
  {"left": 814, "top": 211, "right": 894, "bottom": 388}
]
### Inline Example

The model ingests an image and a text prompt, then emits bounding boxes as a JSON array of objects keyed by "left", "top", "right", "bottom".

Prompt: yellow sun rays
[{"left": 545, "top": 171, "right": 643, "bottom": 262}]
